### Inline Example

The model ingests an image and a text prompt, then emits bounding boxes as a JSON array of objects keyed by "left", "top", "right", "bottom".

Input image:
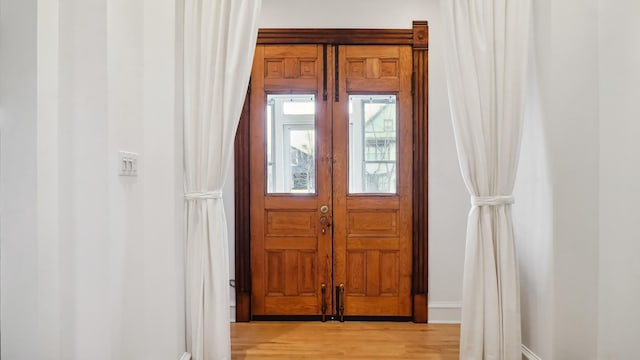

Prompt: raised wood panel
[
  {"left": 299, "top": 251, "right": 317, "bottom": 295},
  {"left": 300, "top": 60, "right": 316, "bottom": 77},
  {"left": 347, "top": 237, "right": 399, "bottom": 250},
  {"left": 284, "top": 251, "right": 299, "bottom": 296},
  {"left": 264, "top": 78, "right": 318, "bottom": 92},
  {"left": 266, "top": 251, "right": 285, "bottom": 295},
  {"left": 348, "top": 59, "right": 400, "bottom": 80},
  {"left": 263, "top": 45, "right": 319, "bottom": 91},
  {"left": 265, "top": 45, "right": 318, "bottom": 58},
  {"left": 264, "top": 296, "right": 318, "bottom": 315},
  {"left": 379, "top": 251, "right": 399, "bottom": 295},
  {"left": 366, "top": 250, "right": 381, "bottom": 297},
  {"left": 347, "top": 60, "right": 365, "bottom": 78},
  {"left": 348, "top": 211, "right": 398, "bottom": 236},
  {"left": 267, "top": 211, "right": 316, "bottom": 236},
  {"left": 265, "top": 196, "right": 318, "bottom": 209},
  {"left": 268, "top": 250, "right": 319, "bottom": 297},
  {"left": 346, "top": 46, "right": 399, "bottom": 59},
  {"left": 346, "top": 197, "right": 399, "bottom": 209},
  {"left": 344, "top": 46, "right": 401, "bottom": 92},
  {"left": 265, "top": 60, "right": 284, "bottom": 78},
  {"left": 265, "top": 237, "right": 316, "bottom": 250},
  {"left": 344, "top": 297, "right": 401, "bottom": 316},
  {"left": 346, "top": 251, "right": 366, "bottom": 296},
  {"left": 359, "top": 58, "right": 399, "bottom": 79},
  {"left": 347, "top": 78, "right": 399, "bottom": 92},
  {"left": 380, "top": 60, "right": 398, "bottom": 78}
]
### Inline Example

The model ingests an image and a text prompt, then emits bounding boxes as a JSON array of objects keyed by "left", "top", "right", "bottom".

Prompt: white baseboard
[
  {"left": 230, "top": 302, "right": 236, "bottom": 322},
  {"left": 427, "top": 301, "right": 461, "bottom": 324},
  {"left": 179, "top": 352, "right": 191, "bottom": 360},
  {"left": 522, "top": 344, "right": 542, "bottom": 360}
]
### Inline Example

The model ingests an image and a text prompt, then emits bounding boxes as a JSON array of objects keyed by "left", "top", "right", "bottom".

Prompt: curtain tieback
[
  {"left": 184, "top": 190, "right": 222, "bottom": 200},
  {"left": 471, "top": 195, "right": 514, "bottom": 206}
]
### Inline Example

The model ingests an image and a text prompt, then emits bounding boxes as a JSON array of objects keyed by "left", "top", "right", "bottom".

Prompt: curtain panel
[
  {"left": 442, "top": 1, "right": 531, "bottom": 359},
  {"left": 183, "top": 1, "right": 261, "bottom": 359}
]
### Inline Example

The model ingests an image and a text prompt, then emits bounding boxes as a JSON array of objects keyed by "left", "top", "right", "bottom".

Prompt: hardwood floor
[{"left": 231, "top": 322, "right": 460, "bottom": 359}]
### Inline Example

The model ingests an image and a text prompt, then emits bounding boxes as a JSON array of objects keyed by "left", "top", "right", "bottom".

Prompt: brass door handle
[
  {"left": 321, "top": 283, "right": 327, "bottom": 322},
  {"left": 320, "top": 215, "right": 331, "bottom": 234},
  {"left": 338, "top": 283, "right": 345, "bottom": 322}
]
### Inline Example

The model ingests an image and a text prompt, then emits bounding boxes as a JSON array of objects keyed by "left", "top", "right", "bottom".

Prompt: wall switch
[{"left": 119, "top": 151, "right": 138, "bottom": 176}]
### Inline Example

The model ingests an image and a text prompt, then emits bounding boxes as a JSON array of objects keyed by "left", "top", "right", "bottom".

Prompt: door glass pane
[
  {"left": 348, "top": 94, "right": 397, "bottom": 194},
  {"left": 267, "top": 94, "right": 316, "bottom": 194}
]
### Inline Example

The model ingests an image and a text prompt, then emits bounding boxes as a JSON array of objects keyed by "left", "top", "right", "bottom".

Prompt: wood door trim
[
  {"left": 234, "top": 21, "right": 429, "bottom": 322},
  {"left": 412, "top": 22, "right": 429, "bottom": 323},
  {"left": 234, "top": 93, "right": 251, "bottom": 322},
  {"left": 258, "top": 28, "right": 414, "bottom": 45}
]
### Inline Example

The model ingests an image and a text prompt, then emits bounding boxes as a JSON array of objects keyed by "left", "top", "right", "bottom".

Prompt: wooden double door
[{"left": 250, "top": 43, "right": 413, "bottom": 319}]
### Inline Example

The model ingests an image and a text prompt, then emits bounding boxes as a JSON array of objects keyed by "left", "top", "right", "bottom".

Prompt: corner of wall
[{"left": 522, "top": 344, "right": 543, "bottom": 360}]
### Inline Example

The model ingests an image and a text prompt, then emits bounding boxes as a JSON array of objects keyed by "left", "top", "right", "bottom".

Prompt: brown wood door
[
  {"left": 333, "top": 45, "right": 413, "bottom": 317},
  {"left": 250, "top": 44, "right": 412, "bottom": 318}
]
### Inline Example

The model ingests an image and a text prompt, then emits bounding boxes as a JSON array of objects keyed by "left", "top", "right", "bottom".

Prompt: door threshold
[{"left": 251, "top": 315, "right": 412, "bottom": 322}]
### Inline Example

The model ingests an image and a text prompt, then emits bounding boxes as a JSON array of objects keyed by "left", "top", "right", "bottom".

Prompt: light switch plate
[{"left": 119, "top": 151, "right": 138, "bottom": 176}]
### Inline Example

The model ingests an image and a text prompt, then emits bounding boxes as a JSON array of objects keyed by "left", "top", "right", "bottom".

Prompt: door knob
[{"left": 319, "top": 215, "right": 331, "bottom": 234}]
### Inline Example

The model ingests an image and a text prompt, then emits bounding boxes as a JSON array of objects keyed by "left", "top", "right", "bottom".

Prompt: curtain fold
[
  {"left": 183, "top": 1, "right": 261, "bottom": 359},
  {"left": 442, "top": 1, "right": 531, "bottom": 359}
]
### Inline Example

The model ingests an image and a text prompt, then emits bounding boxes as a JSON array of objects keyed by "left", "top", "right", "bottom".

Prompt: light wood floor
[{"left": 231, "top": 322, "right": 460, "bottom": 359}]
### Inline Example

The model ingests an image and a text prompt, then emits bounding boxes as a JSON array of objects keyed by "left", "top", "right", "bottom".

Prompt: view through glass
[
  {"left": 266, "top": 94, "right": 316, "bottom": 194},
  {"left": 348, "top": 94, "right": 397, "bottom": 194}
]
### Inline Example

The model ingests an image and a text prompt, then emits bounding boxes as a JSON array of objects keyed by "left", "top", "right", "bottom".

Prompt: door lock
[
  {"left": 320, "top": 215, "right": 331, "bottom": 234},
  {"left": 320, "top": 204, "right": 329, "bottom": 213}
]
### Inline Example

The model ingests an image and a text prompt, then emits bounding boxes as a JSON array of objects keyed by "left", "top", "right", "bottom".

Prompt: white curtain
[
  {"left": 183, "top": 1, "right": 261, "bottom": 359},
  {"left": 442, "top": 1, "right": 531, "bottom": 359}
]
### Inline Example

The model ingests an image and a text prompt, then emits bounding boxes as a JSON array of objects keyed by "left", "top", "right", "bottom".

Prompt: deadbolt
[{"left": 320, "top": 205, "right": 329, "bottom": 213}]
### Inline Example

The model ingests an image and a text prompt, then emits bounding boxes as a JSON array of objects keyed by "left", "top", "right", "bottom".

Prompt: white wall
[
  {"left": 544, "top": 3, "right": 600, "bottom": 357},
  {"left": 226, "top": 0, "right": 469, "bottom": 322},
  {"left": 597, "top": 1, "right": 640, "bottom": 358},
  {"left": 517, "top": 0, "right": 604, "bottom": 359},
  {"left": 513, "top": 56, "right": 554, "bottom": 359},
  {"left": 0, "top": 1, "right": 39, "bottom": 359},
  {"left": 0, "top": 0, "right": 185, "bottom": 358}
]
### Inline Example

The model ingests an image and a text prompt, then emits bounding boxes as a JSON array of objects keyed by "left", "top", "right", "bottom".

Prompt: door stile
[
  {"left": 397, "top": 46, "right": 414, "bottom": 317},
  {"left": 317, "top": 44, "right": 334, "bottom": 319},
  {"left": 249, "top": 45, "right": 267, "bottom": 315},
  {"left": 330, "top": 44, "right": 348, "bottom": 317}
]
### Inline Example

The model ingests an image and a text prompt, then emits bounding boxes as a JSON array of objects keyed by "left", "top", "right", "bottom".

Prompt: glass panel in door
[
  {"left": 348, "top": 94, "right": 397, "bottom": 194},
  {"left": 266, "top": 94, "right": 316, "bottom": 194}
]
